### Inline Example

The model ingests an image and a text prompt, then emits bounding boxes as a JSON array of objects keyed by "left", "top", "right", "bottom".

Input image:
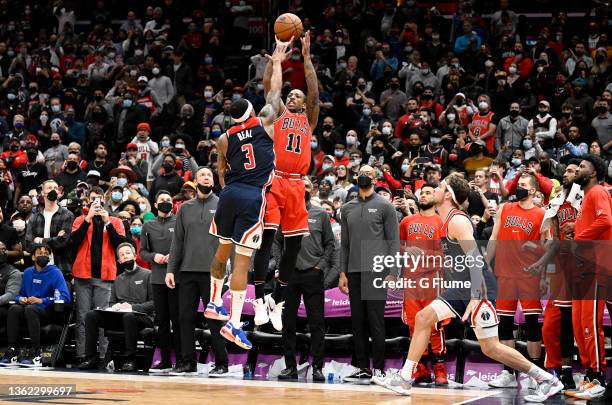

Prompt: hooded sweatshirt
[{"left": 15, "top": 264, "right": 71, "bottom": 309}]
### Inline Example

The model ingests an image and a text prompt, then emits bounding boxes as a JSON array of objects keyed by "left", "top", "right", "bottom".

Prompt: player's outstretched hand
[
  {"left": 301, "top": 31, "right": 311, "bottom": 58},
  {"left": 267, "top": 36, "right": 293, "bottom": 63}
]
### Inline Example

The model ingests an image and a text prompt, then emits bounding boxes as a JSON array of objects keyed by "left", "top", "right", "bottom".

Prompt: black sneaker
[
  {"left": 0, "top": 347, "right": 19, "bottom": 367},
  {"left": 78, "top": 356, "right": 99, "bottom": 370},
  {"left": 278, "top": 366, "right": 298, "bottom": 380},
  {"left": 169, "top": 360, "right": 197, "bottom": 376},
  {"left": 149, "top": 361, "right": 173, "bottom": 374},
  {"left": 312, "top": 366, "right": 325, "bottom": 382},
  {"left": 343, "top": 368, "right": 372, "bottom": 384},
  {"left": 18, "top": 350, "right": 43, "bottom": 368},
  {"left": 559, "top": 368, "right": 576, "bottom": 390},
  {"left": 120, "top": 361, "right": 138, "bottom": 372},
  {"left": 208, "top": 365, "right": 229, "bottom": 378}
]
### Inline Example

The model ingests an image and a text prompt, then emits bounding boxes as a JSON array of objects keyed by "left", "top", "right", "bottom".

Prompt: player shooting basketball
[{"left": 251, "top": 31, "right": 320, "bottom": 331}]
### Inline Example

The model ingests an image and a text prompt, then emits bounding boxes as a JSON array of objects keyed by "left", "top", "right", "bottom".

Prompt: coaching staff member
[
  {"left": 165, "top": 167, "right": 228, "bottom": 376},
  {"left": 338, "top": 164, "right": 400, "bottom": 383},
  {"left": 139, "top": 190, "right": 179, "bottom": 373},
  {"left": 276, "top": 178, "right": 338, "bottom": 381}
]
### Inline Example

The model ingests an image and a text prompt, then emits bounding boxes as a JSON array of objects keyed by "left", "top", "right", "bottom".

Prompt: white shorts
[{"left": 430, "top": 297, "right": 499, "bottom": 339}]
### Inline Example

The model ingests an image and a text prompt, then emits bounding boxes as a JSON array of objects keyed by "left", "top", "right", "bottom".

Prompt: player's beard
[
  {"left": 418, "top": 201, "right": 434, "bottom": 210},
  {"left": 574, "top": 174, "right": 590, "bottom": 187}
]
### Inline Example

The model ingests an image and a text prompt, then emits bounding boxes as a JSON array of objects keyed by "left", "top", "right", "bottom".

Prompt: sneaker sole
[
  {"left": 204, "top": 309, "right": 229, "bottom": 321},
  {"left": 149, "top": 369, "right": 172, "bottom": 374},
  {"left": 343, "top": 378, "right": 372, "bottom": 385},
  {"left": 525, "top": 381, "right": 564, "bottom": 402},
  {"left": 168, "top": 372, "right": 198, "bottom": 376},
  {"left": 220, "top": 327, "right": 252, "bottom": 350},
  {"left": 208, "top": 373, "right": 230, "bottom": 378},
  {"left": 19, "top": 364, "right": 43, "bottom": 368},
  {"left": 384, "top": 383, "right": 412, "bottom": 396},
  {"left": 488, "top": 383, "right": 518, "bottom": 388}
]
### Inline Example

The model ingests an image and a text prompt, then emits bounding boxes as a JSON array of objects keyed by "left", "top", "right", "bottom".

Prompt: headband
[
  {"left": 233, "top": 100, "right": 253, "bottom": 123},
  {"left": 442, "top": 180, "right": 460, "bottom": 207}
]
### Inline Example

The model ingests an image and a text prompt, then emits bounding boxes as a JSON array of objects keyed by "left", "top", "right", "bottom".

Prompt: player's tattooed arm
[
  {"left": 301, "top": 31, "right": 320, "bottom": 130},
  {"left": 216, "top": 134, "right": 228, "bottom": 188},
  {"left": 263, "top": 37, "right": 291, "bottom": 132}
]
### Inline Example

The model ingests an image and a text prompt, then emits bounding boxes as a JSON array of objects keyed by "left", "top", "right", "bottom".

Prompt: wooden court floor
[{"left": 0, "top": 368, "right": 499, "bottom": 405}]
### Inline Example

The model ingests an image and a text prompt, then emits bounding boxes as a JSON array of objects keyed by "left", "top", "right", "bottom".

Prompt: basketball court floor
[{"left": 0, "top": 368, "right": 585, "bottom": 404}]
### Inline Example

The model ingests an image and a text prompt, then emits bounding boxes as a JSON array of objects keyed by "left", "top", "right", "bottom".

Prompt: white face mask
[
  {"left": 152, "top": 67, "right": 160, "bottom": 75},
  {"left": 446, "top": 113, "right": 456, "bottom": 121},
  {"left": 382, "top": 126, "right": 392, "bottom": 135},
  {"left": 508, "top": 66, "right": 517, "bottom": 74},
  {"left": 204, "top": 90, "right": 213, "bottom": 98},
  {"left": 478, "top": 101, "right": 489, "bottom": 110},
  {"left": 346, "top": 136, "right": 357, "bottom": 145}
]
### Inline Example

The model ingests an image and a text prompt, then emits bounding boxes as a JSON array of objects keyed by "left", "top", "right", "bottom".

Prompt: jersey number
[
  {"left": 285, "top": 132, "right": 302, "bottom": 154},
  {"left": 241, "top": 144, "right": 256, "bottom": 170}
]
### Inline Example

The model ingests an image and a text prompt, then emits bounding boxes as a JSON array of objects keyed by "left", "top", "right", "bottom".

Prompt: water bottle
[
  {"left": 54, "top": 289, "right": 60, "bottom": 301},
  {"left": 53, "top": 288, "right": 64, "bottom": 312},
  {"left": 327, "top": 372, "right": 334, "bottom": 383}
]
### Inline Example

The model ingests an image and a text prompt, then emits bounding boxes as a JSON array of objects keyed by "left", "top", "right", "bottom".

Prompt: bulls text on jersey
[{"left": 503, "top": 215, "right": 534, "bottom": 234}]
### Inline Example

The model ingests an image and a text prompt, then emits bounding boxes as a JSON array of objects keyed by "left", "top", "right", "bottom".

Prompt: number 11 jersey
[{"left": 274, "top": 109, "right": 311, "bottom": 176}]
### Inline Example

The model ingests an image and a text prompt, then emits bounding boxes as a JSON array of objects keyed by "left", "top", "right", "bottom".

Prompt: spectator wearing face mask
[
  {"left": 24, "top": 180, "right": 74, "bottom": 275},
  {"left": 469, "top": 96, "right": 498, "bottom": 154},
  {"left": 495, "top": 102, "right": 528, "bottom": 153},
  {"left": 527, "top": 100, "right": 557, "bottom": 153},
  {"left": 149, "top": 154, "right": 183, "bottom": 204},
  {"left": 115, "top": 90, "right": 149, "bottom": 153},
  {"left": 130, "top": 122, "right": 159, "bottom": 187},
  {"left": 3, "top": 114, "right": 29, "bottom": 151},
  {"left": 43, "top": 132, "right": 69, "bottom": 178},
  {"left": 148, "top": 65, "right": 174, "bottom": 110},
  {"left": 13, "top": 146, "right": 48, "bottom": 207},
  {"left": 1, "top": 138, "right": 27, "bottom": 170},
  {"left": 0, "top": 207, "right": 22, "bottom": 263},
  {"left": 379, "top": 77, "right": 407, "bottom": 123},
  {"left": 55, "top": 152, "right": 86, "bottom": 195},
  {"left": 135, "top": 76, "right": 161, "bottom": 115},
  {"left": 63, "top": 107, "right": 85, "bottom": 148},
  {"left": 591, "top": 99, "right": 611, "bottom": 158}
]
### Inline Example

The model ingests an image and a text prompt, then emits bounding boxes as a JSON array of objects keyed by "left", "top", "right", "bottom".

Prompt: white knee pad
[{"left": 235, "top": 245, "right": 254, "bottom": 257}]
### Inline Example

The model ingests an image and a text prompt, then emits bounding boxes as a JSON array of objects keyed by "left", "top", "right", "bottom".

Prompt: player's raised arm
[
  {"left": 216, "top": 133, "right": 229, "bottom": 188},
  {"left": 301, "top": 31, "right": 320, "bottom": 130},
  {"left": 262, "top": 37, "right": 291, "bottom": 134}
]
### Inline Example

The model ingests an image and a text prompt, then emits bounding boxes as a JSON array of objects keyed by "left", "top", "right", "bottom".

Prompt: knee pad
[
  {"left": 525, "top": 314, "right": 542, "bottom": 342},
  {"left": 498, "top": 315, "right": 515, "bottom": 341},
  {"left": 235, "top": 245, "right": 254, "bottom": 257}
]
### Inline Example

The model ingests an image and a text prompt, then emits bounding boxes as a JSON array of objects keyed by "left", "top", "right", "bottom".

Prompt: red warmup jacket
[
  {"left": 506, "top": 171, "right": 553, "bottom": 204},
  {"left": 71, "top": 215, "right": 126, "bottom": 281}
]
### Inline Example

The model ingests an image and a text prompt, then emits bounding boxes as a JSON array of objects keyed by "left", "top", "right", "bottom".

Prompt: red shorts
[
  {"left": 496, "top": 276, "right": 543, "bottom": 316},
  {"left": 264, "top": 175, "right": 309, "bottom": 236}
]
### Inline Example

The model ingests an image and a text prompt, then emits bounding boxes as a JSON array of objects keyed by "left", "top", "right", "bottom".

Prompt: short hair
[
  {"left": 444, "top": 175, "right": 470, "bottom": 206},
  {"left": 89, "top": 186, "right": 104, "bottom": 196},
  {"left": 41, "top": 179, "right": 58, "bottom": 189},
  {"left": 582, "top": 154, "right": 607, "bottom": 181},
  {"left": 94, "top": 141, "right": 108, "bottom": 149},
  {"left": 155, "top": 190, "right": 172, "bottom": 200},
  {"left": 421, "top": 182, "right": 438, "bottom": 191},
  {"left": 117, "top": 242, "right": 136, "bottom": 255},
  {"left": 33, "top": 242, "right": 52, "bottom": 255},
  {"left": 195, "top": 166, "right": 213, "bottom": 176},
  {"left": 520, "top": 173, "right": 538, "bottom": 189}
]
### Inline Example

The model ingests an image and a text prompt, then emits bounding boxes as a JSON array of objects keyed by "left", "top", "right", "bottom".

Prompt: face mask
[
  {"left": 50, "top": 139, "right": 60, "bottom": 147},
  {"left": 455, "top": 98, "right": 464, "bottom": 106},
  {"left": 478, "top": 101, "right": 489, "bottom": 111},
  {"left": 346, "top": 136, "right": 357, "bottom": 146},
  {"left": 382, "top": 126, "right": 392, "bottom": 136},
  {"left": 485, "top": 60, "right": 494, "bottom": 68},
  {"left": 511, "top": 158, "right": 522, "bottom": 167},
  {"left": 120, "top": 259, "right": 135, "bottom": 272},
  {"left": 162, "top": 162, "right": 174, "bottom": 173},
  {"left": 6, "top": 93, "right": 16, "bottom": 101},
  {"left": 538, "top": 111, "right": 547, "bottom": 118},
  {"left": 422, "top": 93, "right": 433, "bottom": 100},
  {"left": 130, "top": 225, "right": 142, "bottom": 235},
  {"left": 430, "top": 137, "right": 441, "bottom": 145},
  {"left": 596, "top": 106, "right": 608, "bottom": 115},
  {"left": 117, "top": 178, "right": 128, "bottom": 187},
  {"left": 509, "top": 109, "right": 520, "bottom": 118},
  {"left": 323, "top": 124, "right": 333, "bottom": 132},
  {"left": 175, "top": 143, "right": 185, "bottom": 149},
  {"left": 161, "top": 139, "right": 171, "bottom": 147},
  {"left": 446, "top": 113, "right": 456, "bottom": 121},
  {"left": 157, "top": 201, "right": 172, "bottom": 214},
  {"left": 322, "top": 163, "right": 333, "bottom": 172},
  {"left": 204, "top": 90, "right": 213, "bottom": 98},
  {"left": 324, "top": 175, "right": 336, "bottom": 186},
  {"left": 197, "top": 184, "right": 212, "bottom": 194},
  {"left": 204, "top": 56, "right": 213, "bottom": 64},
  {"left": 533, "top": 197, "right": 542, "bottom": 206},
  {"left": 51, "top": 104, "right": 61, "bottom": 113},
  {"left": 111, "top": 191, "right": 123, "bottom": 201},
  {"left": 257, "top": 83, "right": 264, "bottom": 91},
  {"left": 291, "top": 55, "right": 300, "bottom": 61},
  {"left": 10, "top": 144, "right": 19, "bottom": 152},
  {"left": 401, "top": 164, "right": 409, "bottom": 173},
  {"left": 362, "top": 108, "right": 371, "bottom": 117},
  {"left": 27, "top": 150, "right": 37, "bottom": 161},
  {"left": 448, "top": 153, "right": 458, "bottom": 162},
  {"left": 232, "top": 94, "right": 242, "bottom": 102},
  {"left": 372, "top": 146, "right": 383, "bottom": 155},
  {"left": 498, "top": 79, "right": 507, "bottom": 86},
  {"left": 537, "top": 66, "right": 544, "bottom": 73},
  {"left": 339, "top": 62, "right": 347, "bottom": 69},
  {"left": 40, "top": 114, "right": 49, "bottom": 123},
  {"left": 0, "top": 252, "right": 6, "bottom": 265},
  {"left": 123, "top": 99, "right": 133, "bottom": 108},
  {"left": 390, "top": 83, "right": 399, "bottom": 90},
  {"left": 15, "top": 122, "right": 25, "bottom": 130},
  {"left": 420, "top": 69, "right": 430, "bottom": 75},
  {"left": 66, "top": 161, "right": 78, "bottom": 171},
  {"left": 94, "top": 95, "right": 104, "bottom": 102},
  {"left": 310, "top": 140, "right": 318, "bottom": 149},
  {"left": 357, "top": 174, "right": 372, "bottom": 188},
  {"left": 45, "top": 189, "right": 58, "bottom": 202},
  {"left": 334, "top": 149, "right": 344, "bottom": 158},
  {"left": 152, "top": 67, "right": 160, "bottom": 76},
  {"left": 35, "top": 255, "right": 50, "bottom": 268},
  {"left": 515, "top": 186, "right": 530, "bottom": 201},
  {"left": 139, "top": 203, "right": 148, "bottom": 212},
  {"left": 523, "top": 139, "right": 533, "bottom": 149},
  {"left": 135, "top": 49, "right": 144, "bottom": 56}
]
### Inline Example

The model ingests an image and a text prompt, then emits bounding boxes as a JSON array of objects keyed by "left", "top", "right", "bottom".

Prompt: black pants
[
  {"left": 347, "top": 272, "right": 386, "bottom": 370},
  {"left": 178, "top": 272, "right": 227, "bottom": 366},
  {"left": 7, "top": 305, "right": 56, "bottom": 352},
  {"left": 152, "top": 283, "right": 181, "bottom": 363},
  {"left": 84, "top": 311, "right": 153, "bottom": 358},
  {"left": 0, "top": 306, "right": 8, "bottom": 337},
  {"left": 282, "top": 268, "right": 325, "bottom": 369}
]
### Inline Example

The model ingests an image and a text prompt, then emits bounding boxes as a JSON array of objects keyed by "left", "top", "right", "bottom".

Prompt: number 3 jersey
[
  {"left": 224, "top": 117, "right": 275, "bottom": 188},
  {"left": 274, "top": 109, "right": 311, "bottom": 176}
]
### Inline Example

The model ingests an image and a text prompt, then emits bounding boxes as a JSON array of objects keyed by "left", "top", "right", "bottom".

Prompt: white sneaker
[
  {"left": 267, "top": 295, "right": 284, "bottom": 331},
  {"left": 524, "top": 375, "right": 564, "bottom": 402},
  {"left": 371, "top": 369, "right": 386, "bottom": 386},
  {"left": 253, "top": 298, "right": 269, "bottom": 326},
  {"left": 381, "top": 370, "right": 412, "bottom": 396},
  {"left": 488, "top": 370, "right": 518, "bottom": 388},
  {"left": 572, "top": 379, "right": 605, "bottom": 400}
]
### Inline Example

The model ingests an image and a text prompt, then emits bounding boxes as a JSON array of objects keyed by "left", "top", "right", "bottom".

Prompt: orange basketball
[{"left": 274, "top": 13, "right": 303, "bottom": 42}]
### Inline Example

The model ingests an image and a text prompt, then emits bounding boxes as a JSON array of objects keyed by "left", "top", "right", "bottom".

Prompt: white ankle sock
[
  {"left": 210, "top": 276, "right": 224, "bottom": 306},
  {"left": 229, "top": 289, "right": 246, "bottom": 325},
  {"left": 401, "top": 360, "right": 418, "bottom": 380},
  {"left": 528, "top": 365, "right": 553, "bottom": 383}
]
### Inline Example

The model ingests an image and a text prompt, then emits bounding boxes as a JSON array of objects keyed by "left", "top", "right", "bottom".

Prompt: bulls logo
[
  {"left": 252, "top": 234, "right": 260, "bottom": 244},
  {"left": 481, "top": 311, "right": 490, "bottom": 321}
]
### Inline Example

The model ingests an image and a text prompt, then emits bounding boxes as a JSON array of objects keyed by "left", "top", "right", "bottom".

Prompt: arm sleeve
[{"left": 535, "top": 172, "right": 553, "bottom": 196}]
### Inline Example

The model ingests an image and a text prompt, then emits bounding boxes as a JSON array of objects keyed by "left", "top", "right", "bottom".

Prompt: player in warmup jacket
[
  {"left": 399, "top": 183, "right": 447, "bottom": 385},
  {"left": 565, "top": 154, "right": 612, "bottom": 398},
  {"left": 487, "top": 174, "right": 549, "bottom": 389},
  {"left": 203, "top": 39, "right": 291, "bottom": 350},
  {"left": 251, "top": 31, "right": 320, "bottom": 331},
  {"left": 536, "top": 162, "right": 582, "bottom": 390},
  {"left": 377, "top": 175, "right": 563, "bottom": 403}
]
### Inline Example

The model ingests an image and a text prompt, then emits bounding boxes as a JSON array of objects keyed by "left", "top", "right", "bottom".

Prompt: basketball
[{"left": 274, "top": 13, "right": 303, "bottom": 42}]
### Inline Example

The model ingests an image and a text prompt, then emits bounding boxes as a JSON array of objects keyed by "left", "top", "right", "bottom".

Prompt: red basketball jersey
[
  {"left": 399, "top": 213, "right": 444, "bottom": 276},
  {"left": 274, "top": 109, "right": 311, "bottom": 176},
  {"left": 495, "top": 202, "right": 545, "bottom": 278},
  {"left": 557, "top": 200, "right": 579, "bottom": 241}
]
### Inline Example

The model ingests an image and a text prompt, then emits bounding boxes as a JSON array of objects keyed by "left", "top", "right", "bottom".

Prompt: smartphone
[
  {"left": 395, "top": 189, "right": 405, "bottom": 199},
  {"left": 488, "top": 199, "right": 498, "bottom": 210},
  {"left": 415, "top": 157, "right": 430, "bottom": 164},
  {"left": 120, "top": 152, "right": 126, "bottom": 161},
  {"left": 93, "top": 197, "right": 101, "bottom": 206}
]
